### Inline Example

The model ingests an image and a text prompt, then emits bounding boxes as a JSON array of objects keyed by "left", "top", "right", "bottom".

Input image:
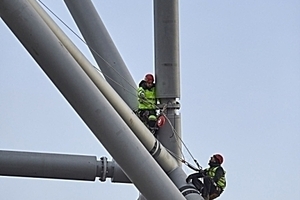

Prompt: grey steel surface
[
  {"left": 0, "top": 150, "right": 131, "bottom": 183},
  {"left": 157, "top": 113, "right": 182, "bottom": 160},
  {"left": 0, "top": 150, "right": 99, "bottom": 181},
  {"left": 0, "top": 0, "right": 203, "bottom": 199},
  {"left": 64, "top": 0, "right": 138, "bottom": 111},
  {"left": 30, "top": 0, "right": 182, "bottom": 178},
  {"left": 29, "top": 0, "right": 179, "bottom": 176},
  {"left": 62, "top": 0, "right": 180, "bottom": 174},
  {"left": 138, "top": 1, "right": 203, "bottom": 199},
  {"left": 27, "top": 0, "right": 131, "bottom": 184},
  {"left": 154, "top": 0, "right": 180, "bottom": 99},
  {"left": 154, "top": 0, "right": 182, "bottom": 165},
  {"left": 0, "top": 1, "right": 186, "bottom": 199}
]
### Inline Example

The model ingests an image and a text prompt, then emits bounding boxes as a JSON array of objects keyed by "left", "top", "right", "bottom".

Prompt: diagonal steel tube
[
  {"left": 29, "top": 0, "right": 179, "bottom": 173},
  {"left": 64, "top": 0, "right": 138, "bottom": 111},
  {"left": 64, "top": 1, "right": 202, "bottom": 199},
  {"left": 0, "top": 1, "right": 186, "bottom": 199}
]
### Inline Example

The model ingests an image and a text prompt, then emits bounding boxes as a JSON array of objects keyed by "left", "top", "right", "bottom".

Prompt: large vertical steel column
[
  {"left": 138, "top": 1, "right": 203, "bottom": 200},
  {"left": 0, "top": 1, "right": 185, "bottom": 199},
  {"left": 64, "top": 0, "right": 138, "bottom": 111},
  {"left": 154, "top": 0, "right": 182, "bottom": 163}
]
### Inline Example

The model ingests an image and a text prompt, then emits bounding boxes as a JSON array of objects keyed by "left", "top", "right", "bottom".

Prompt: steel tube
[{"left": 0, "top": 1, "right": 185, "bottom": 199}]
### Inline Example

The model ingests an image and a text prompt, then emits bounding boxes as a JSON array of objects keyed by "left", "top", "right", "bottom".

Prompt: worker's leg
[
  {"left": 208, "top": 188, "right": 222, "bottom": 200},
  {"left": 202, "top": 177, "right": 213, "bottom": 200},
  {"left": 191, "top": 178, "right": 204, "bottom": 192},
  {"left": 203, "top": 177, "right": 222, "bottom": 200},
  {"left": 147, "top": 109, "right": 157, "bottom": 128},
  {"left": 137, "top": 110, "right": 148, "bottom": 124}
]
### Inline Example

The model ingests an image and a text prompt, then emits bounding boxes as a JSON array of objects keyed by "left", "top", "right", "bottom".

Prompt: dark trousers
[
  {"left": 137, "top": 109, "right": 156, "bottom": 128},
  {"left": 202, "top": 177, "right": 222, "bottom": 200},
  {"left": 190, "top": 177, "right": 222, "bottom": 200}
]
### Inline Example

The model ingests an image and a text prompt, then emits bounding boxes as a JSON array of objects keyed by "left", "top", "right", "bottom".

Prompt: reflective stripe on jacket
[
  {"left": 207, "top": 167, "right": 226, "bottom": 190},
  {"left": 137, "top": 86, "right": 156, "bottom": 109}
]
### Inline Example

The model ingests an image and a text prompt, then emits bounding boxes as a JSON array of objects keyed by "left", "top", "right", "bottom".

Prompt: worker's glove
[
  {"left": 186, "top": 176, "right": 192, "bottom": 183},
  {"left": 139, "top": 92, "right": 146, "bottom": 99},
  {"left": 198, "top": 169, "right": 205, "bottom": 177}
]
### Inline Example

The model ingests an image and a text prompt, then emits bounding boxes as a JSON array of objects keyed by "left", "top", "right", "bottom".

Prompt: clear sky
[{"left": 0, "top": 1, "right": 299, "bottom": 200}]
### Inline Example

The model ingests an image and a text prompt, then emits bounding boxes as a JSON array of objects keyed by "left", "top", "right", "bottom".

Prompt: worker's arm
[
  {"left": 137, "top": 87, "right": 145, "bottom": 98},
  {"left": 186, "top": 171, "right": 205, "bottom": 183}
]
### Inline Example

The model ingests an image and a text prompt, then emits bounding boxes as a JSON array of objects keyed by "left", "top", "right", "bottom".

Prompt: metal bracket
[
  {"left": 157, "top": 101, "right": 180, "bottom": 110},
  {"left": 99, "top": 156, "right": 107, "bottom": 182}
]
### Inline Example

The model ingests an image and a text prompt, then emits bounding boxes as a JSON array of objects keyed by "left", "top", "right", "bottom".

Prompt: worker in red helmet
[
  {"left": 186, "top": 154, "right": 226, "bottom": 200},
  {"left": 137, "top": 73, "right": 157, "bottom": 134}
]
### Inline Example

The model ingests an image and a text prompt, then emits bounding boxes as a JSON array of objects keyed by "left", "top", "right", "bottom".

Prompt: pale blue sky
[{"left": 0, "top": 1, "right": 299, "bottom": 200}]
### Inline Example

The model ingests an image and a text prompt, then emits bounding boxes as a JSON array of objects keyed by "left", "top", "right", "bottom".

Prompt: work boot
[
  {"left": 148, "top": 120, "right": 156, "bottom": 128},
  {"left": 201, "top": 188, "right": 209, "bottom": 200},
  {"left": 202, "top": 194, "right": 209, "bottom": 200}
]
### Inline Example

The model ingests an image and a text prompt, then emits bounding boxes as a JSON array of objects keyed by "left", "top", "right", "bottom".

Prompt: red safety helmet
[
  {"left": 144, "top": 74, "right": 154, "bottom": 83},
  {"left": 213, "top": 154, "right": 224, "bottom": 164}
]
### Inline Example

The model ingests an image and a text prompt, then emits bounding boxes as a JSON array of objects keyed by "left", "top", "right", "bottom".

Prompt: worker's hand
[
  {"left": 139, "top": 92, "right": 145, "bottom": 99},
  {"left": 186, "top": 176, "right": 191, "bottom": 183},
  {"left": 198, "top": 169, "right": 206, "bottom": 177}
]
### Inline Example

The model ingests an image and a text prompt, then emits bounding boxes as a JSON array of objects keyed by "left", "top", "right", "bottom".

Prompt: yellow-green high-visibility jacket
[
  {"left": 206, "top": 166, "right": 226, "bottom": 190},
  {"left": 137, "top": 81, "right": 156, "bottom": 110}
]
